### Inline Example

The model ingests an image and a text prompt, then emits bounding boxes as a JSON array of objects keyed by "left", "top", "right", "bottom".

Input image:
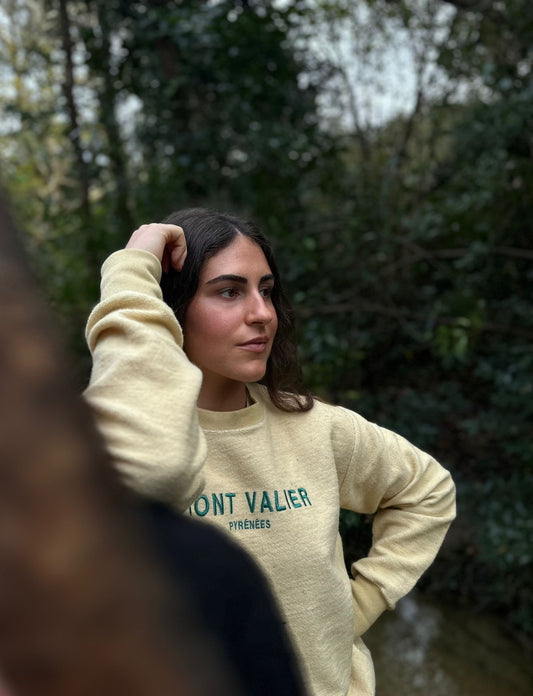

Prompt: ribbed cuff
[{"left": 351, "top": 574, "right": 389, "bottom": 637}]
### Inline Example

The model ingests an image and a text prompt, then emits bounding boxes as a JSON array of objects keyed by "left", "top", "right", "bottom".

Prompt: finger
[
  {"left": 170, "top": 245, "right": 187, "bottom": 272},
  {"left": 162, "top": 224, "right": 185, "bottom": 243},
  {"left": 125, "top": 223, "right": 186, "bottom": 265}
]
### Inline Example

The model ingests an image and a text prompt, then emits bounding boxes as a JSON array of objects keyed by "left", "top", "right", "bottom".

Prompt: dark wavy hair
[{"left": 160, "top": 207, "right": 313, "bottom": 413}]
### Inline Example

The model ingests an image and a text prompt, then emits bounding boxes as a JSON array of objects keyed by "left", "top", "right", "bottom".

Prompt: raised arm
[{"left": 84, "top": 224, "right": 206, "bottom": 511}]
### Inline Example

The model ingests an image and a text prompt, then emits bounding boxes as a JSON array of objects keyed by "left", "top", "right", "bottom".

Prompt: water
[{"left": 365, "top": 591, "right": 533, "bottom": 696}]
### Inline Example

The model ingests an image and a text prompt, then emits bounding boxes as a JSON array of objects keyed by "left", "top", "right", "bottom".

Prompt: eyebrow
[{"left": 206, "top": 273, "right": 275, "bottom": 285}]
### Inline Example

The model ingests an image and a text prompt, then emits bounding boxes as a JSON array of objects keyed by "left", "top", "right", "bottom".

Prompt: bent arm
[
  {"left": 84, "top": 249, "right": 206, "bottom": 511},
  {"left": 336, "top": 409, "right": 456, "bottom": 636}
]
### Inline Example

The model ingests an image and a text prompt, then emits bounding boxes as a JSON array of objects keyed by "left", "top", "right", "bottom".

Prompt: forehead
[{"left": 200, "top": 235, "right": 272, "bottom": 279}]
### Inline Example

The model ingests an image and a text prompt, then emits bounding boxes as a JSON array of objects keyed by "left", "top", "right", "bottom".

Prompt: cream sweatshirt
[{"left": 85, "top": 249, "right": 456, "bottom": 696}]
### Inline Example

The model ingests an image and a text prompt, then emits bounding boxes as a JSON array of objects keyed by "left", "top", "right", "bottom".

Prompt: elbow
[{"left": 440, "top": 468, "right": 457, "bottom": 523}]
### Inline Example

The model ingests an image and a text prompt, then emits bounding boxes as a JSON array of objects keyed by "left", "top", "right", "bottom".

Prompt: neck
[{"left": 197, "top": 377, "right": 248, "bottom": 412}]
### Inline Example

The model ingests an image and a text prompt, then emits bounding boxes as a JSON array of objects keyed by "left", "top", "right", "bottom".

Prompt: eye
[
  {"left": 260, "top": 286, "right": 273, "bottom": 299},
  {"left": 219, "top": 287, "right": 239, "bottom": 298}
]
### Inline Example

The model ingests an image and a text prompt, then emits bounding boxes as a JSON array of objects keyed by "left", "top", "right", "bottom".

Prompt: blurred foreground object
[{"left": 0, "top": 190, "right": 242, "bottom": 695}]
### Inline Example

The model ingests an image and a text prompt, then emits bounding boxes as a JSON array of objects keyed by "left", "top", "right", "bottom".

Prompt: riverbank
[{"left": 365, "top": 591, "right": 533, "bottom": 696}]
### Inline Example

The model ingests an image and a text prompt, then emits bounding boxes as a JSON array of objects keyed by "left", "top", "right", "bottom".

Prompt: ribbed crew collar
[{"left": 197, "top": 383, "right": 265, "bottom": 431}]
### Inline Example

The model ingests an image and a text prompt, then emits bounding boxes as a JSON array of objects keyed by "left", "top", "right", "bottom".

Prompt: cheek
[{"left": 185, "top": 302, "right": 236, "bottom": 345}]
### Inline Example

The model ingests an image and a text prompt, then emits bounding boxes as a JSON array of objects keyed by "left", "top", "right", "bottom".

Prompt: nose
[{"left": 246, "top": 291, "right": 275, "bottom": 325}]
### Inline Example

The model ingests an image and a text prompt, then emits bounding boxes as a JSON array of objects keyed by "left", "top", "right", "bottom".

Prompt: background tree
[{"left": 297, "top": 0, "right": 533, "bottom": 636}]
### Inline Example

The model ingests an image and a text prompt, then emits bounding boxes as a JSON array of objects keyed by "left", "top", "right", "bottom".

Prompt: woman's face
[{"left": 183, "top": 234, "right": 278, "bottom": 406}]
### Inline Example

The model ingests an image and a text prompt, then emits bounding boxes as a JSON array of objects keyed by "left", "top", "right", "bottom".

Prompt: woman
[{"left": 85, "top": 208, "right": 456, "bottom": 696}]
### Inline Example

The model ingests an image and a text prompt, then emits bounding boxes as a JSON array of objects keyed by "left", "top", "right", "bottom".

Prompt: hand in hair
[{"left": 126, "top": 223, "right": 187, "bottom": 273}]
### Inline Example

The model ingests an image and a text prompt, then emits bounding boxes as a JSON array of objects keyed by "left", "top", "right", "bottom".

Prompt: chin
[{"left": 237, "top": 365, "right": 267, "bottom": 384}]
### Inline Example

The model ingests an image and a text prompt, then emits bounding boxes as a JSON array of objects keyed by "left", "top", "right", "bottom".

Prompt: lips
[{"left": 238, "top": 336, "right": 269, "bottom": 352}]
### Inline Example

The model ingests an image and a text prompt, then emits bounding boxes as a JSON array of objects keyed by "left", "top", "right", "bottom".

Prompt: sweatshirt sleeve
[
  {"left": 334, "top": 407, "right": 456, "bottom": 636},
  {"left": 84, "top": 248, "right": 206, "bottom": 511}
]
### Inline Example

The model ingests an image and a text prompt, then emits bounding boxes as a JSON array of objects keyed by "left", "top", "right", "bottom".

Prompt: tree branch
[
  {"left": 380, "top": 244, "right": 533, "bottom": 277},
  {"left": 296, "top": 300, "right": 533, "bottom": 340}
]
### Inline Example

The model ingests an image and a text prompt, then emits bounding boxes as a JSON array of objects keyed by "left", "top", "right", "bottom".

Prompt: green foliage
[
  {"left": 85, "top": 0, "right": 333, "bottom": 224},
  {"left": 430, "top": 475, "right": 533, "bottom": 634},
  {"left": 294, "top": 0, "right": 533, "bottom": 637}
]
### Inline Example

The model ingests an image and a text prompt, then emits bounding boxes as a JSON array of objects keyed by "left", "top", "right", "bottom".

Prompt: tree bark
[
  {"left": 57, "top": 0, "right": 92, "bottom": 224},
  {"left": 91, "top": 0, "right": 134, "bottom": 233}
]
